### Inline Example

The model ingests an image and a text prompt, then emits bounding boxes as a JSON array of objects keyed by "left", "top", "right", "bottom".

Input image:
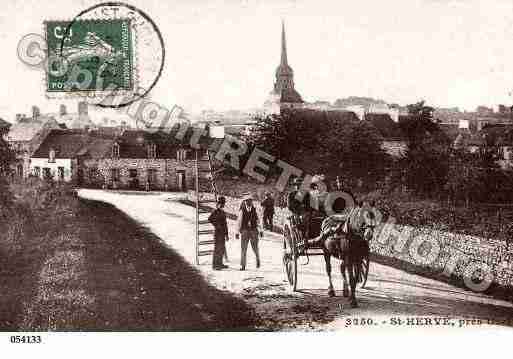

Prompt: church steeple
[
  {"left": 281, "top": 20, "right": 288, "bottom": 67},
  {"left": 264, "top": 21, "right": 303, "bottom": 112},
  {"left": 272, "top": 20, "right": 303, "bottom": 104}
]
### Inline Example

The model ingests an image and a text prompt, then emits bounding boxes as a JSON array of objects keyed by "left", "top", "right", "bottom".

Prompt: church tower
[{"left": 264, "top": 21, "right": 303, "bottom": 113}]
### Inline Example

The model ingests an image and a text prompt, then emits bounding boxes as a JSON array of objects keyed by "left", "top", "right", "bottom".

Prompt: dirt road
[{"left": 78, "top": 189, "right": 513, "bottom": 331}]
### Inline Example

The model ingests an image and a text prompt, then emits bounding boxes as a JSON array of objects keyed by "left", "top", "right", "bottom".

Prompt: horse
[{"left": 315, "top": 205, "right": 376, "bottom": 308}]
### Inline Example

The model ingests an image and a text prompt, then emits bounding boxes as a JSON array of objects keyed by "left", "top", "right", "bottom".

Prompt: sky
[{"left": 2, "top": 0, "right": 513, "bottom": 121}]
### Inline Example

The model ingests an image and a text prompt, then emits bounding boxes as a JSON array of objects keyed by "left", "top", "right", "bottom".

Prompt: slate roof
[
  {"left": 7, "top": 117, "right": 61, "bottom": 142},
  {"left": 31, "top": 125, "right": 226, "bottom": 161},
  {"left": 89, "top": 126, "right": 125, "bottom": 139},
  {"left": 77, "top": 138, "right": 116, "bottom": 159},
  {"left": 113, "top": 129, "right": 219, "bottom": 158},
  {"left": 8, "top": 121, "right": 45, "bottom": 142},
  {"left": 32, "top": 130, "right": 91, "bottom": 159},
  {"left": 0, "top": 118, "right": 11, "bottom": 129}
]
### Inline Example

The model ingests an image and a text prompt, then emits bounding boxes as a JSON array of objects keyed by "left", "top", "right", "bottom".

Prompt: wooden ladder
[{"left": 194, "top": 149, "right": 220, "bottom": 265}]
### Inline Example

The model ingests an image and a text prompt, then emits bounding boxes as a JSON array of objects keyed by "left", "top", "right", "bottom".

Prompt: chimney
[
  {"left": 59, "top": 104, "right": 67, "bottom": 116},
  {"left": 78, "top": 101, "right": 88, "bottom": 116},
  {"left": 32, "top": 105, "right": 40, "bottom": 119}
]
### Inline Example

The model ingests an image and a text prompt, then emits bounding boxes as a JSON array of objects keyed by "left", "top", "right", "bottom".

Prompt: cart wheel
[
  {"left": 361, "top": 254, "right": 370, "bottom": 288},
  {"left": 282, "top": 227, "right": 298, "bottom": 291}
]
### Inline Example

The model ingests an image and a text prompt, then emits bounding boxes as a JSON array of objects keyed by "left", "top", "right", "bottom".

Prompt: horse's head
[
  {"left": 349, "top": 205, "right": 378, "bottom": 241},
  {"left": 362, "top": 223, "right": 375, "bottom": 242}
]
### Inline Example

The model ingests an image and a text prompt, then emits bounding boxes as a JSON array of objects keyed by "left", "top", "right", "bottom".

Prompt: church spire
[
  {"left": 266, "top": 20, "right": 303, "bottom": 107},
  {"left": 281, "top": 20, "right": 288, "bottom": 66}
]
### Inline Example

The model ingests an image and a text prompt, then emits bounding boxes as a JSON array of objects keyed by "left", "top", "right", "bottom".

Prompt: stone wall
[
  {"left": 370, "top": 223, "right": 513, "bottom": 289},
  {"left": 82, "top": 158, "right": 196, "bottom": 191},
  {"left": 191, "top": 191, "right": 513, "bottom": 292}
]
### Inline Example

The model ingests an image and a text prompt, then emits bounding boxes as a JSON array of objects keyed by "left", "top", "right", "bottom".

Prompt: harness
[{"left": 287, "top": 207, "right": 375, "bottom": 263}]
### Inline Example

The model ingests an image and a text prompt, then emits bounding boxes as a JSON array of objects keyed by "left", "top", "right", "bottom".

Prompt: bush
[{"left": 0, "top": 124, "right": 15, "bottom": 211}]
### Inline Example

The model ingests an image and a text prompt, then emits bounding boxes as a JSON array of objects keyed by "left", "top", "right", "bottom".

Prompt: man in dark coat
[
  {"left": 287, "top": 178, "right": 312, "bottom": 237},
  {"left": 261, "top": 192, "right": 275, "bottom": 231},
  {"left": 287, "top": 178, "right": 311, "bottom": 216},
  {"left": 236, "top": 193, "right": 262, "bottom": 271},
  {"left": 208, "top": 196, "right": 229, "bottom": 270}
]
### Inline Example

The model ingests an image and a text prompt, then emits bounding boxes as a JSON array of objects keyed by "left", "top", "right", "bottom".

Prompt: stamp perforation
[{"left": 44, "top": 17, "right": 139, "bottom": 102}]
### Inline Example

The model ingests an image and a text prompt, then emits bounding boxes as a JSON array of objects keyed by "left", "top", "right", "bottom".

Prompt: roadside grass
[
  {"left": 1, "top": 179, "right": 258, "bottom": 331},
  {"left": 81, "top": 199, "right": 257, "bottom": 330},
  {"left": 0, "top": 180, "right": 83, "bottom": 330}
]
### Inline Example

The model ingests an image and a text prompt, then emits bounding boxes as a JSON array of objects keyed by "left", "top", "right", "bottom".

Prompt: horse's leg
[
  {"left": 341, "top": 261, "right": 349, "bottom": 297},
  {"left": 347, "top": 257, "right": 358, "bottom": 308},
  {"left": 324, "top": 254, "right": 335, "bottom": 297}
]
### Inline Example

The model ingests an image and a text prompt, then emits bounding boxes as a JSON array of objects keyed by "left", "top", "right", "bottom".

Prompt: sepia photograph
[{"left": 1, "top": 0, "right": 513, "bottom": 355}]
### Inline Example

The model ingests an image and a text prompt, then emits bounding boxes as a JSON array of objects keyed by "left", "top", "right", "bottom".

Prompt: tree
[
  {"left": 394, "top": 101, "right": 450, "bottom": 196},
  {"left": 245, "top": 110, "right": 329, "bottom": 171},
  {"left": 475, "top": 141, "right": 503, "bottom": 202},
  {"left": 0, "top": 120, "right": 15, "bottom": 209},
  {"left": 397, "top": 136, "right": 450, "bottom": 196},
  {"left": 445, "top": 148, "right": 482, "bottom": 206},
  {"left": 245, "top": 109, "right": 390, "bottom": 187},
  {"left": 319, "top": 119, "right": 390, "bottom": 185},
  {"left": 400, "top": 100, "right": 440, "bottom": 150}
]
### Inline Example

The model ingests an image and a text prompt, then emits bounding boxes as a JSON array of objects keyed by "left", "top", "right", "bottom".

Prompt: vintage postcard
[{"left": 1, "top": 0, "right": 513, "bottom": 357}]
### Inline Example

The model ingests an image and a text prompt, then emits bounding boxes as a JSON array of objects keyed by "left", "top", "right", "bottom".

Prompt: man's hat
[
  {"left": 241, "top": 192, "right": 253, "bottom": 201},
  {"left": 312, "top": 174, "right": 325, "bottom": 184}
]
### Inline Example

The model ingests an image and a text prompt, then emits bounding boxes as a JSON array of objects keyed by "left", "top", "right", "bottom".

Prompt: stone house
[
  {"left": 81, "top": 130, "right": 198, "bottom": 191},
  {"left": 29, "top": 128, "right": 205, "bottom": 191},
  {"left": 9, "top": 101, "right": 109, "bottom": 167},
  {"left": 30, "top": 130, "right": 92, "bottom": 181},
  {"left": 444, "top": 123, "right": 513, "bottom": 170},
  {"left": 6, "top": 112, "right": 62, "bottom": 178}
]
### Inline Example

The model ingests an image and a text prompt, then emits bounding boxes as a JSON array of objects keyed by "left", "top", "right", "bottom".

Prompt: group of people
[
  {"left": 208, "top": 191, "right": 275, "bottom": 271},
  {"left": 207, "top": 177, "right": 324, "bottom": 271}
]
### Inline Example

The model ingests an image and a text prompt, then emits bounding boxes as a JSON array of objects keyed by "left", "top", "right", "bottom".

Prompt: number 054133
[{"left": 10, "top": 335, "right": 42, "bottom": 344}]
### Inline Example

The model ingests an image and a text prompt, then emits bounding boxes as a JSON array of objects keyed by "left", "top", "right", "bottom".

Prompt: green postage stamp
[{"left": 45, "top": 19, "right": 134, "bottom": 96}]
